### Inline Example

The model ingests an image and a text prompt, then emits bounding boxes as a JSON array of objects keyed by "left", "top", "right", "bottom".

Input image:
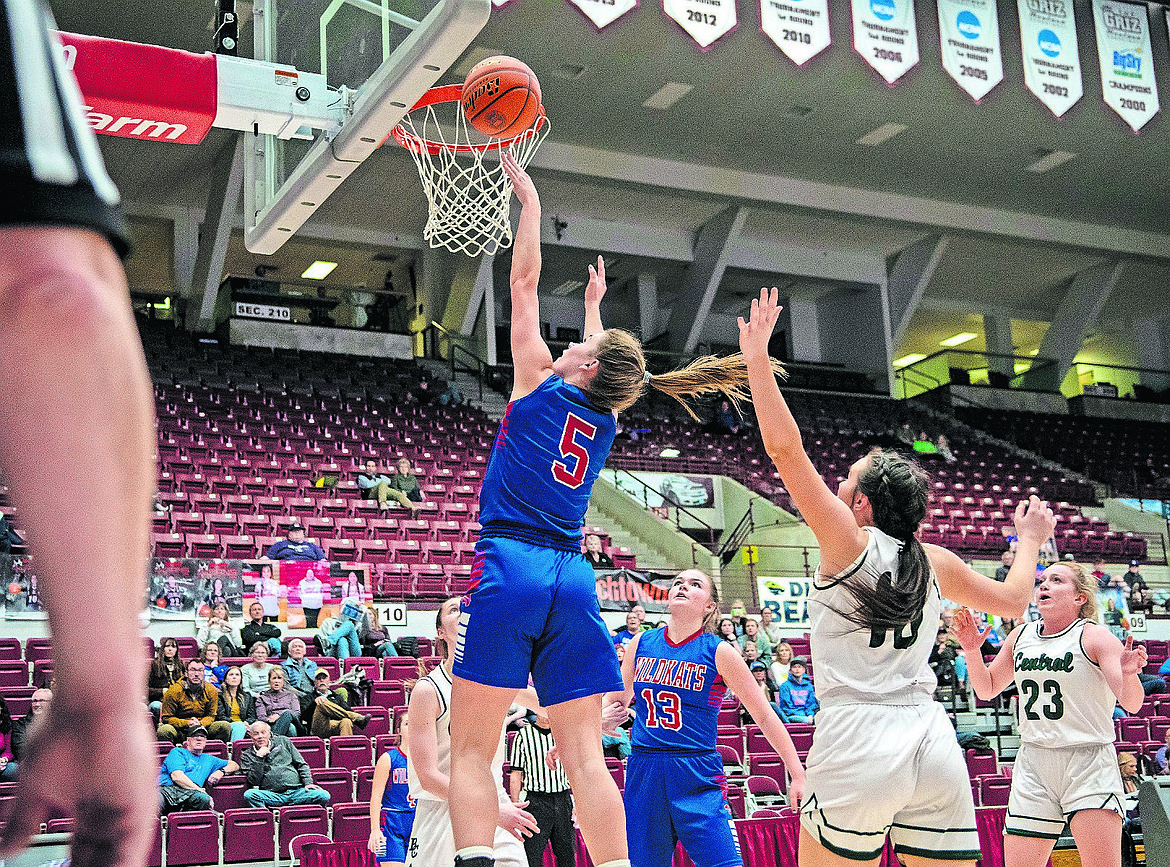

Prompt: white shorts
[
  {"left": 405, "top": 799, "right": 527, "bottom": 867},
  {"left": 1005, "top": 742, "right": 1125, "bottom": 840},
  {"left": 799, "top": 701, "right": 979, "bottom": 861}
]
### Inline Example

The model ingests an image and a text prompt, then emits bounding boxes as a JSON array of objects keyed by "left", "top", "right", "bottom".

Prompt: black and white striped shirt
[{"left": 509, "top": 724, "right": 570, "bottom": 795}]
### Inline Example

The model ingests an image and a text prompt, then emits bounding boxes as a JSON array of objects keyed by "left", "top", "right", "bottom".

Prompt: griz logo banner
[
  {"left": 1017, "top": 0, "right": 1083, "bottom": 117},
  {"left": 851, "top": 0, "right": 920, "bottom": 84},
  {"left": 1092, "top": 0, "right": 1160, "bottom": 132},
  {"left": 937, "top": 0, "right": 1003, "bottom": 101}
]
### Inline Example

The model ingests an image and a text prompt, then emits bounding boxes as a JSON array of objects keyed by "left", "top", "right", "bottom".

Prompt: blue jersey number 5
[{"left": 552, "top": 413, "right": 598, "bottom": 489}]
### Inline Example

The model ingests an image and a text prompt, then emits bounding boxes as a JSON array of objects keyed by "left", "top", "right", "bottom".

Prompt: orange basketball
[{"left": 461, "top": 56, "right": 542, "bottom": 138}]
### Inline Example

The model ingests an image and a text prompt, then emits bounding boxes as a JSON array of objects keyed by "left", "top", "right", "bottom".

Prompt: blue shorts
[
  {"left": 453, "top": 536, "right": 623, "bottom": 706},
  {"left": 380, "top": 809, "right": 415, "bottom": 863},
  {"left": 625, "top": 750, "right": 741, "bottom": 867}
]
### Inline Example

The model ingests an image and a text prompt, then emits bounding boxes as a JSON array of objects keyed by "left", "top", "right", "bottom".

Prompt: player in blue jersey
[
  {"left": 607, "top": 569, "right": 805, "bottom": 867},
  {"left": 448, "top": 155, "right": 781, "bottom": 867},
  {"left": 369, "top": 714, "right": 417, "bottom": 866}
]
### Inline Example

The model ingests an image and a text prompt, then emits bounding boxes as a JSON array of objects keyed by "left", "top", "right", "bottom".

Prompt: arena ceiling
[{"left": 52, "top": 0, "right": 1170, "bottom": 365}]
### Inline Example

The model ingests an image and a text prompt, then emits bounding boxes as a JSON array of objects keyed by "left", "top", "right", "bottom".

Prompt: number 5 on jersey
[{"left": 552, "top": 413, "right": 597, "bottom": 488}]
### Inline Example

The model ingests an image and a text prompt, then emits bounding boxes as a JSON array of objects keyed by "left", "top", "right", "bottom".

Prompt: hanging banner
[
  {"left": 851, "top": 0, "right": 919, "bottom": 84},
  {"left": 1017, "top": 0, "right": 1083, "bottom": 117},
  {"left": 937, "top": 0, "right": 1003, "bottom": 101},
  {"left": 760, "top": 0, "right": 831, "bottom": 65},
  {"left": 1092, "top": 0, "right": 1160, "bottom": 132},
  {"left": 569, "top": 0, "right": 638, "bottom": 28},
  {"left": 664, "top": 0, "right": 738, "bottom": 49}
]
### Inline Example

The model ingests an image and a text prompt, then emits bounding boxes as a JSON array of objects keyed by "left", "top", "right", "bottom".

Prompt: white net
[{"left": 394, "top": 96, "right": 549, "bottom": 258}]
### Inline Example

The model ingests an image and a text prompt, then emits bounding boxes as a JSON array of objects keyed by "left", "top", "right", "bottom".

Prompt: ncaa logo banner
[
  {"left": 760, "top": 0, "right": 831, "bottom": 66},
  {"left": 851, "top": 0, "right": 919, "bottom": 84},
  {"left": 937, "top": 0, "right": 1003, "bottom": 101},
  {"left": 1092, "top": 0, "right": 1160, "bottom": 132},
  {"left": 664, "top": 0, "right": 738, "bottom": 48},
  {"left": 568, "top": 0, "right": 638, "bottom": 29},
  {"left": 1017, "top": 0, "right": 1082, "bottom": 117}
]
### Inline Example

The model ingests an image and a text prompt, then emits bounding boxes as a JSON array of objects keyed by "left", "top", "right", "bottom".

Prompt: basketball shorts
[
  {"left": 453, "top": 536, "right": 623, "bottom": 706},
  {"left": 1004, "top": 742, "right": 1125, "bottom": 840},
  {"left": 799, "top": 701, "right": 980, "bottom": 861},
  {"left": 0, "top": 0, "right": 129, "bottom": 254},
  {"left": 625, "top": 749, "right": 741, "bottom": 867},
  {"left": 380, "top": 809, "right": 416, "bottom": 863},
  {"left": 404, "top": 798, "right": 526, "bottom": 867}
]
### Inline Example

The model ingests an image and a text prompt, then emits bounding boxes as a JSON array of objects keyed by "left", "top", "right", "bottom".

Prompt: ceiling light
[
  {"left": 893, "top": 353, "right": 925, "bottom": 368},
  {"left": 856, "top": 123, "right": 907, "bottom": 146},
  {"left": 1014, "top": 362, "right": 1031, "bottom": 374},
  {"left": 659, "top": 447, "right": 681, "bottom": 458},
  {"left": 643, "top": 83, "right": 693, "bottom": 110},
  {"left": 301, "top": 261, "right": 338, "bottom": 280},
  {"left": 1026, "top": 150, "right": 1076, "bottom": 173},
  {"left": 1028, "top": 349, "right": 1040, "bottom": 356},
  {"left": 940, "top": 332, "right": 977, "bottom": 347},
  {"left": 552, "top": 280, "right": 584, "bottom": 296}
]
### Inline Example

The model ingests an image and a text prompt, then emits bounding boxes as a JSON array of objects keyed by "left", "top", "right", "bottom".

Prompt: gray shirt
[{"left": 241, "top": 735, "right": 313, "bottom": 793}]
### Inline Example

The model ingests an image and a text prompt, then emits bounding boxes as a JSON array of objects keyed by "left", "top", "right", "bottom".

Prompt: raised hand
[
  {"left": 1120, "top": 636, "right": 1148, "bottom": 678},
  {"left": 953, "top": 608, "right": 993, "bottom": 653},
  {"left": 498, "top": 800, "right": 540, "bottom": 840},
  {"left": 1013, "top": 495, "right": 1056, "bottom": 545},
  {"left": 585, "top": 256, "right": 607, "bottom": 308},
  {"left": 600, "top": 700, "right": 627, "bottom": 737},
  {"left": 500, "top": 152, "right": 539, "bottom": 209},
  {"left": 737, "top": 287, "right": 783, "bottom": 361}
]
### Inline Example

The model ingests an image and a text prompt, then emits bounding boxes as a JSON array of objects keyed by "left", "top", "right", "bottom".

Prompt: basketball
[
  {"left": 461, "top": 56, "right": 542, "bottom": 138},
  {"left": 7, "top": 582, "right": 20, "bottom": 595}
]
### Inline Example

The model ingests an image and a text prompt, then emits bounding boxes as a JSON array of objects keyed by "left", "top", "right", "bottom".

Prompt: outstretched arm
[
  {"left": 500, "top": 153, "right": 553, "bottom": 400},
  {"left": 955, "top": 610, "right": 1018, "bottom": 700},
  {"left": 738, "top": 287, "right": 867, "bottom": 572},
  {"left": 584, "top": 255, "right": 606, "bottom": 340}
]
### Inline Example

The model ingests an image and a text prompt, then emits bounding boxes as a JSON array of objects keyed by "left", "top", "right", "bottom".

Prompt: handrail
[
  {"left": 719, "top": 500, "right": 757, "bottom": 561},
  {"left": 609, "top": 466, "right": 719, "bottom": 553},
  {"left": 449, "top": 343, "right": 485, "bottom": 403}
]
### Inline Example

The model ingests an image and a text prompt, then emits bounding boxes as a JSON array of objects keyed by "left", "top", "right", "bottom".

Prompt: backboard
[{"left": 245, "top": 0, "right": 490, "bottom": 254}]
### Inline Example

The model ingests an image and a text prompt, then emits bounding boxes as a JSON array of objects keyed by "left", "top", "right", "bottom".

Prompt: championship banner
[
  {"left": 851, "top": 0, "right": 919, "bottom": 84},
  {"left": 937, "top": 0, "right": 1003, "bottom": 101},
  {"left": 596, "top": 568, "right": 673, "bottom": 613},
  {"left": 1017, "top": 0, "right": 1083, "bottom": 117},
  {"left": 569, "top": 0, "right": 638, "bottom": 29},
  {"left": 664, "top": 0, "right": 738, "bottom": 49},
  {"left": 757, "top": 576, "right": 813, "bottom": 626},
  {"left": 1092, "top": 0, "right": 1160, "bottom": 132},
  {"left": 760, "top": 0, "right": 831, "bottom": 66}
]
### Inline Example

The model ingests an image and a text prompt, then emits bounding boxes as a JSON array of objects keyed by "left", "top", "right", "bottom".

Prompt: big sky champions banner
[
  {"left": 760, "top": 0, "right": 831, "bottom": 65},
  {"left": 664, "top": 0, "right": 738, "bottom": 48},
  {"left": 851, "top": 0, "right": 919, "bottom": 84},
  {"left": 1092, "top": 0, "right": 1160, "bottom": 132},
  {"left": 1018, "top": 0, "right": 1083, "bottom": 117},
  {"left": 569, "top": 0, "right": 638, "bottom": 29},
  {"left": 937, "top": 0, "right": 1003, "bottom": 101},
  {"left": 596, "top": 568, "right": 674, "bottom": 613},
  {"left": 757, "top": 576, "right": 813, "bottom": 626}
]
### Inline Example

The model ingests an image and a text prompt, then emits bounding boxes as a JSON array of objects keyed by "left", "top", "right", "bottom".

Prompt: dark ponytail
[{"left": 836, "top": 449, "right": 933, "bottom": 632}]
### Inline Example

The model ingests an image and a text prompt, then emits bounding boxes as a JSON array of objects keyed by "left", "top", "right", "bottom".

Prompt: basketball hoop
[{"left": 392, "top": 84, "right": 549, "bottom": 258}]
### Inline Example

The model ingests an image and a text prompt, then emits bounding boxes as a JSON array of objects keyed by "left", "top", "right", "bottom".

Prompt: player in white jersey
[
  {"left": 957, "top": 561, "right": 1146, "bottom": 867},
  {"left": 406, "top": 599, "right": 538, "bottom": 867},
  {"left": 738, "top": 287, "right": 1056, "bottom": 867}
]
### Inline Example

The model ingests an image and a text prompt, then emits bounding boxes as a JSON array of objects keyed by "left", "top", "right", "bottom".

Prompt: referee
[{"left": 508, "top": 712, "right": 575, "bottom": 867}]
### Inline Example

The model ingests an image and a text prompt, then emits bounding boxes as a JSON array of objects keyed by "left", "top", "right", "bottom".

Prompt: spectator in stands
[
  {"left": 896, "top": 423, "right": 915, "bottom": 446},
  {"left": 357, "top": 459, "right": 396, "bottom": 511},
  {"left": 281, "top": 638, "right": 318, "bottom": 714},
  {"left": 197, "top": 601, "right": 238, "bottom": 657},
  {"left": 254, "top": 667, "right": 305, "bottom": 737},
  {"left": 775, "top": 656, "right": 819, "bottom": 723},
  {"left": 1092, "top": 558, "right": 1112, "bottom": 590},
  {"left": 936, "top": 434, "right": 956, "bottom": 464},
  {"left": 711, "top": 399, "right": 742, "bottom": 435},
  {"left": 770, "top": 640, "right": 794, "bottom": 687},
  {"left": 930, "top": 623, "right": 961, "bottom": 690},
  {"left": 0, "top": 695, "right": 17, "bottom": 781},
  {"left": 148, "top": 638, "right": 185, "bottom": 715},
  {"left": 257, "top": 564, "right": 280, "bottom": 623},
  {"left": 157, "top": 658, "right": 232, "bottom": 744},
  {"left": 438, "top": 379, "right": 465, "bottom": 407},
  {"left": 630, "top": 603, "right": 647, "bottom": 628},
  {"left": 612, "top": 611, "right": 640, "bottom": 648},
  {"left": 716, "top": 617, "right": 738, "bottom": 646},
  {"left": 366, "top": 606, "right": 397, "bottom": 659},
  {"left": 1128, "top": 581, "right": 1154, "bottom": 614},
  {"left": 1125, "top": 560, "right": 1149, "bottom": 592},
  {"left": 242, "top": 642, "right": 277, "bottom": 697},
  {"left": 9, "top": 689, "right": 50, "bottom": 763},
  {"left": 307, "top": 670, "right": 371, "bottom": 737},
  {"left": 215, "top": 665, "right": 256, "bottom": 742},
  {"left": 1155, "top": 732, "right": 1170, "bottom": 774},
  {"left": 157, "top": 725, "right": 239, "bottom": 814},
  {"left": 242, "top": 601, "right": 283, "bottom": 657},
  {"left": 728, "top": 599, "right": 748, "bottom": 635},
  {"left": 759, "top": 606, "right": 781, "bottom": 646},
  {"left": 298, "top": 570, "right": 327, "bottom": 628},
  {"left": 1118, "top": 752, "right": 1143, "bottom": 796},
  {"left": 386, "top": 457, "right": 424, "bottom": 515},
  {"left": 584, "top": 534, "right": 614, "bottom": 570},
  {"left": 319, "top": 602, "right": 364, "bottom": 660},
  {"left": 240, "top": 720, "right": 331, "bottom": 808},
  {"left": 264, "top": 521, "right": 326, "bottom": 562},
  {"left": 994, "top": 550, "right": 1014, "bottom": 583},
  {"left": 509, "top": 707, "right": 575, "bottom": 867},
  {"left": 199, "top": 642, "right": 228, "bottom": 688},
  {"left": 749, "top": 661, "right": 780, "bottom": 715},
  {"left": 738, "top": 617, "right": 772, "bottom": 664}
]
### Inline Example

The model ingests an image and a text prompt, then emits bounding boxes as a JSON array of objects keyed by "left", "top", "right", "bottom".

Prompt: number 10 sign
[{"left": 664, "top": 0, "right": 738, "bottom": 48}]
